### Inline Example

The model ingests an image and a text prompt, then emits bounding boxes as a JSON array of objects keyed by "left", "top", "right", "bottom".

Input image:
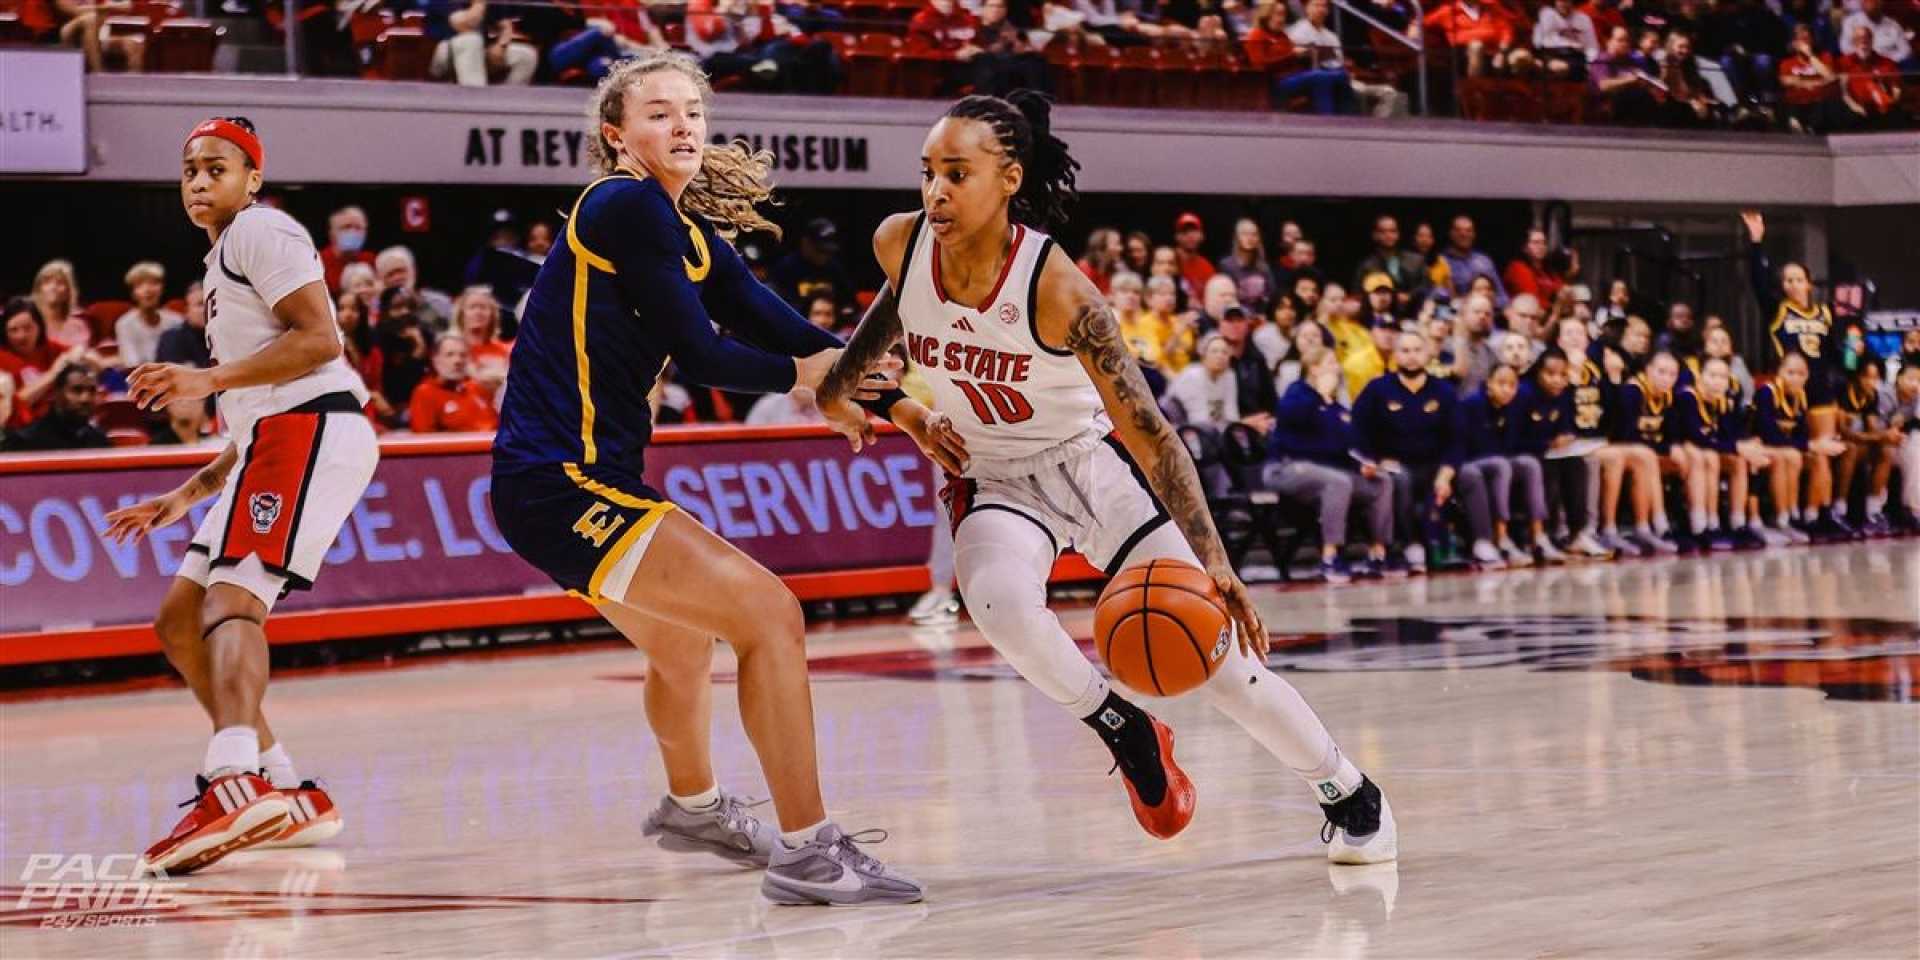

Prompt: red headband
[{"left": 184, "top": 118, "right": 264, "bottom": 170}]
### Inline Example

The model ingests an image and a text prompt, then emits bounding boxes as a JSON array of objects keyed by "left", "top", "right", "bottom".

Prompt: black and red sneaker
[{"left": 1116, "top": 716, "right": 1196, "bottom": 840}]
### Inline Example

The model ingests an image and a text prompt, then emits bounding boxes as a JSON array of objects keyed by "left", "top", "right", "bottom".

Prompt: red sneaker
[
  {"left": 256, "top": 781, "right": 343, "bottom": 849},
  {"left": 1121, "top": 717, "right": 1196, "bottom": 839},
  {"left": 142, "top": 773, "right": 290, "bottom": 875}
]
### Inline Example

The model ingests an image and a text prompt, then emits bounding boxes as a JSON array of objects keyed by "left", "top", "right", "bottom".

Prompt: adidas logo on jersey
[{"left": 951, "top": 315, "right": 976, "bottom": 333}]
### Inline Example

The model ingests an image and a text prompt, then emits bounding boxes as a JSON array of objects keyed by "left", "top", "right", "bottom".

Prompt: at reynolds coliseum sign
[
  {"left": 459, "top": 125, "right": 870, "bottom": 178},
  {"left": 0, "top": 432, "right": 938, "bottom": 634}
]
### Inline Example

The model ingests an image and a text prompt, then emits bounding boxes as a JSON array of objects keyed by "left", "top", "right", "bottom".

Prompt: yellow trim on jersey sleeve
[
  {"left": 563, "top": 174, "right": 631, "bottom": 462},
  {"left": 681, "top": 213, "right": 711, "bottom": 283}
]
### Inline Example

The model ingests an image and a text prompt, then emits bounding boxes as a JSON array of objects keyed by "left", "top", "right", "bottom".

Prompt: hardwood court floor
[{"left": 3, "top": 543, "right": 1916, "bottom": 958}]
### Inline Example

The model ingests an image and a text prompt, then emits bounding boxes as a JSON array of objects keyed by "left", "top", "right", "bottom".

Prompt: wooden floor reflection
[{"left": 4, "top": 542, "right": 1916, "bottom": 958}]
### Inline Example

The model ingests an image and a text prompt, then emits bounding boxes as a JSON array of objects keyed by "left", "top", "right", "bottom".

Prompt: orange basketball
[{"left": 1094, "top": 558, "right": 1234, "bottom": 697}]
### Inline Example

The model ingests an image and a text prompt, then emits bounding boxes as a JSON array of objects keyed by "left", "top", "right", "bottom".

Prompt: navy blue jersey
[
  {"left": 1567, "top": 354, "right": 1609, "bottom": 439},
  {"left": 1670, "top": 388, "right": 1740, "bottom": 452},
  {"left": 1512, "top": 382, "right": 1573, "bottom": 457},
  {"left": 1753, "top": 382, "right": 1810, "bottom": 449},
  {"left": 1749, "top": 244, "right": 1837, "bottom": 369},
  {"left": 494, "top": 172, "right": 842, "bottom": 483},
  {"left": 1612, "top": 376, "right": 1675, "bottom": 452}
]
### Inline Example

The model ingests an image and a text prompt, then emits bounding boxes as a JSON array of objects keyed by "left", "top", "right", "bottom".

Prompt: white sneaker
[
  {"left": 1403, "top": 544, "right": 1427, "bottom": 574},
  {"left": 1497, "top": 537, "right": 1533, "bottom": 567},
  {"left": 1568, "top": 530, "right": 1611, "bottom": 558},
  {"left": 907, "top": 589, "right": 959, "bottom": 625},
  {"left": 1535, "top": 539, "right": 1568, "bottom": 564},
  {"left": 1322, "top": 778, "right": 1397, "bottom": 865},
  {"left": 1471, "top": 540, "right": 1505, "bottom": 568},
  {"left": 1777, "top": 522, "right": 1811, "bottom": 545},
  {"left": 1754, "top": 524, "right": 1790, "bottom": 548}
]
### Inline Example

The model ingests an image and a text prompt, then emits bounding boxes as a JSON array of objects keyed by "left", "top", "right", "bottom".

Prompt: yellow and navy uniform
[
  {"left": 1671, "top": 387, "right": 1740, "bottom": 453},
  {"left": 1753, "top": 382, "right": 1809, "bottom": 450},
  {"left": 490, "top": 171, "right": 865, "bottom": 599},
  {"left": 1568, "top": 355, "right": 1610, "bottom": 439},
  {"left": 1612, "top": 374, "right": 1674, "bottom": 453},
  {"left": 1749, "top": 243, "right": 1839, "bottom": 409}
]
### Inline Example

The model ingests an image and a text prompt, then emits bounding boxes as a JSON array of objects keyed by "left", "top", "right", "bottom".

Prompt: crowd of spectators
[
  {"left": 6, "top": 202, "right": 1917, "bottom": 582},
  {"left": 17, "top": 0, "right": 1913, "bottom": 131},
  {"left": 1081, "top": 209, "right": 1920, "bottom": 578}
]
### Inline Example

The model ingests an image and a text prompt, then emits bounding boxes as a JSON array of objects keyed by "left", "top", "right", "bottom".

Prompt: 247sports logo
[{"left": 12, "top": 854, "right": 183, "bottom": 928}]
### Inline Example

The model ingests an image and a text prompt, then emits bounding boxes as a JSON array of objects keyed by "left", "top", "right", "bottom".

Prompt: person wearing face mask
[
  {"left": 320, "top": 205, "right": 374, "bottom": 294},
  {"left": 408, "top": 334, "right": 501, "bottom": 433},
  {"left": 1353, "top": 331, "right": 1463, "bottom": 574},
  {"left": 1264, "top": 350, "right": 1398, "bottom": 582}
]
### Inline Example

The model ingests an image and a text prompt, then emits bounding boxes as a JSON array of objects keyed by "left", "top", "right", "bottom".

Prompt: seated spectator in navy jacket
[
  {"left": 1262, "top": 351, "right": 1398, "bottom": 582},
  {"left": 1456, "top": 364, "right": 1566, "bottom": 567},
  {"left": 1352, "top": 330, "right": 1462, "bottom": 572},
  {"left": 1669, "top": 354, "right": 1768, "bottom": 550}
]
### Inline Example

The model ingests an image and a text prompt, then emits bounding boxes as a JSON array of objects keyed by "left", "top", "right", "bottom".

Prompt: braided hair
[{"left": 943, "top": 91, "right": 1080, "bottom": 232}]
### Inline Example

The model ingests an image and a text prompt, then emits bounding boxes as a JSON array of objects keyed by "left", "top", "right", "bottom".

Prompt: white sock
[
  {"left": 1775, "top": 510, "right": 1792, "bottom": 528},
  {"left": 1652, "top": 511, "right": 1671, "bottom": 535},
  {"left": 1732, "top": 508, "right": 1748, "bottom": 528},
  {"left": 1867, "top": 493, "right": 1886, "bottom": 516},
  {"left": 1600, "top": 525, "right": 1619, "bottom": 538},
  {"left": 670, "top": 785, "right": 721, "bottom": 811},
  {"left": 780, "top": 819, "right": 830, "bottom": 848},
  {"left": 1689, "top": 508, "right": 1709, "bottom": 532},
  {"left": 203, "top": 726, "right": 260, "bottom": 779},
  {"left": 260, "top": 743, "right": 298, "bottom": 788},
  {"left": 1634, "top": 523, "right": 1654, "bottom": 536},
  {"left": 1304, "top": 745, "right": 1366, "bottom": 805}
]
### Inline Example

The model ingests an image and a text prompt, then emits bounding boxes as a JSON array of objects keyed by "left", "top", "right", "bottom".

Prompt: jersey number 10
[{"left": 954, "top": 381, "right": 1034, "bottom": 426}]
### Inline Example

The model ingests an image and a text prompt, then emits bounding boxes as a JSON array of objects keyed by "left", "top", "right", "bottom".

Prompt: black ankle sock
[{"left": 1081, "top": 692, "right": 1167, "bottom": 806}]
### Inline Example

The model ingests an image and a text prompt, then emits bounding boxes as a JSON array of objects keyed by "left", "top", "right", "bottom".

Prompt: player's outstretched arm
[
  {"left": 103, "top": 442, "right": 239, "bottom": 544},
  {"left": 1036, "top": 252, "right": 1268, "bottom": 656}
]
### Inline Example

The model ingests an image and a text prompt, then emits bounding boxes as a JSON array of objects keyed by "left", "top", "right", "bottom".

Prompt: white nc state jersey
[
  {"left": 898, "top": 217, "right": 1108, "bottom": 477},
  {"left": 201, "top": 206, "right": 367, "bottom": 439}
]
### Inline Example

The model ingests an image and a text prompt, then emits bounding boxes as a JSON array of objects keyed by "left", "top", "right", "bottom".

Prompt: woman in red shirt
[
  {"left": 1, "top": 297, "right": 86, "bottom": 429},
  {"left": 1503, "top": 228, "right": 1576, "bottom": 304},
  {"left": 408, "top": 334, "right": 500, "bottom": 433}
]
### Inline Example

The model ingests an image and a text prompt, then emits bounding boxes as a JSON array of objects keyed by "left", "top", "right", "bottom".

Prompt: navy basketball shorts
[{"left": 490, "top": 463, "right": 678, "bottom": 602}]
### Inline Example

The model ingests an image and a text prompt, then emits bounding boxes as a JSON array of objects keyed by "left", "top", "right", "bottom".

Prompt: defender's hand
[
  {"left": 819, "top": 392, "right": 876, "bottom": 451},
  {"left": 853, "top": 353, "right": 904, "bottom": 402}
]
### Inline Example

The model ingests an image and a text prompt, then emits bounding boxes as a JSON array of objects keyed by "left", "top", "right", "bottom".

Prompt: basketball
[{"left": 1095, "top": 559, "right": 1235, "bottom": 697}]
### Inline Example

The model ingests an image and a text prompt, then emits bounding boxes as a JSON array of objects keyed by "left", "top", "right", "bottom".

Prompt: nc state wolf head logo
[
  {"left": 248, "top": 492, "right": 283, "bottom": 534},
  {"left": 999, "top": 303, "right": 1021, "bottom": 325}
]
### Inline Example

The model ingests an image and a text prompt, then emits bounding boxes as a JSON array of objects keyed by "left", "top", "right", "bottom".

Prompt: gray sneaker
[
  {"left": 762, "top": 823, "right": 924, "bottom": 906},
  {"left": 641, "top": 790, "right": 776, "bottom": 866}
]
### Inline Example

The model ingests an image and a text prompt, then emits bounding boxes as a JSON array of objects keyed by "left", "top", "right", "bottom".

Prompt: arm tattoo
[
  {"left": 1064, "top": 302, "right": 1232, "bottom": 573},
  {"left": 184, "top": 446, "right": 238, "bottom": 502},
  {"left": 818, "top": 284, "right": 905, "bottom": 405}
]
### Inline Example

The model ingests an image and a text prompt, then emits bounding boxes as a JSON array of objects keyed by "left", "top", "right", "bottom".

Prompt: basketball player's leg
[
  {"left": 596, "top": 600, "right": 782, "bottom": 865},
  {"left": 1122, "top": 521, "right": 1396, "bottom": 862},
  {"left": 597, "top": 601, "right": 718, "bottom": 797},
  {"left": 612, "top": 509, "right": 823, "bottom": 832},
  {"left": 953, "top": 507, "right": 1193, "bottom": 838},
  {"left": 612, "top": 510, "right": 921, "bottom": 904},
  {"left": 154, "top": 577, "right": 288, "bottom": 771}
]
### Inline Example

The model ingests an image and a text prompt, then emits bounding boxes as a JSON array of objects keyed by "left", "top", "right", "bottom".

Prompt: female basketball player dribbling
[
  {"left": 489, "top": 53, "right": 923, "bottom": 905},
  {"left": 816, "top": 93, "right": 1397, "bottom": 863},
  {"left": 105, "top": 117, "right": 376, "bottom": 873}
]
